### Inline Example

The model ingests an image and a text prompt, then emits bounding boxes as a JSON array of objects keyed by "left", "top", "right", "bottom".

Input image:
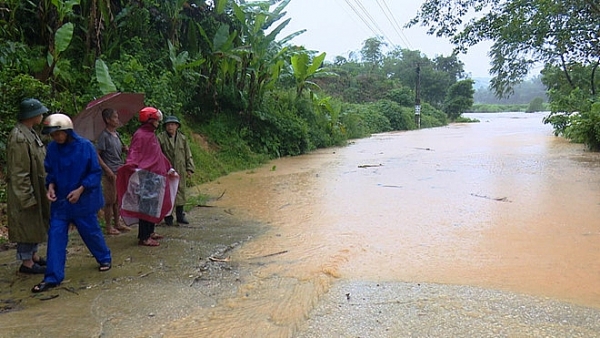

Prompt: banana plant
[
  {"left": 46, "top": 21, "right": 75, "bottom": 87},
  {"left": 162, "top": 0, "right": 188, "bottom": 47},
  {"left": 291, "top": 52, "right": 338, "bottom": 98},
  {"left": 94, "top": 58, "right": 117, "bottom": 94},
  {"left": 33, "top": 0, "right": 79, "bottom": 85},
  {"left": 195, "top": 21, "right": 240, "bottom": 110},
  {"left": 231, "top": 0, "right": 295, "bottom": 113}
]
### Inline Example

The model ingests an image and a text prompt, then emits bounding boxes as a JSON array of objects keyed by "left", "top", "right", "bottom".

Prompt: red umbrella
[{"left": 72, "top": 92, "right": 145, "bottom": 141}]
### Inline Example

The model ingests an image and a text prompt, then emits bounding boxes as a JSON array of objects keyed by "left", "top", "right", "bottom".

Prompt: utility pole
[{"left": 415, "top": 64, "right": 421, "bottom": 129}]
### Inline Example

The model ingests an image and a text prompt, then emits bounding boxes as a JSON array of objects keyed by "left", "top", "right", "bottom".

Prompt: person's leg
[
  {"left": 113, "top": 203, "right": 130, "bottom": 231},
  {"left": 164, "top": 212, "right": 174, "bottom": 226},
  {"left": 149, "top": 221, "right": 155, "bottom": 236},
  {"left": 31, "top": 245, "right": 46, "bottom": 266},
  {"left": 176, "top": 205, "right": 189, "bottom": 224},
  {"left": 74, "top": 214, "right": 111, "bottom": 265},
  {"left": 104, "top": 205, "right": 119, "bottom": 235},
  {"left": 138, "top": 219, "right": 159, "bottom": 246},
  {"left": 17, "top": 243, "right": 45, "bottom": 273},
  {"left": 103, "top": 175, "right": 120, "bottom": 235},
  {"left": 16, "top": 243, "right": 34, "bottom": 267},
  {"left": 137, "top": 219, "right": 145, "bottom": 240},
  {"left": 44, "top": 218, "right": 70, "bottom": 284}
]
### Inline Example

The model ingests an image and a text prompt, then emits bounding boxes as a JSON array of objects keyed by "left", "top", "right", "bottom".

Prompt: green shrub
[
  {"left": 246, "top": 90, "right": 312, "bottom": 157},
  {"left": 384, "top": 87, "right": 414, "bottom": 106},
  {"left": 543, "top": 88, "right": 594, "bottom": 136},
  {"left": 564, "top": 102, "right": 600, "bottom": 151},
  {"left": 340, "top": 103, "right": 391, "bottom": 138},
  {"left": 198, "top": 114, "right": 268, "bottom": 169},
  {"left": 420, "top": 102, "right": 448, "bottom": 127},
  {"left": 526, "top": 97, "right": 546, "bottom": 113},
  {"left": 373, "top": 99, "right": 416, "bottom": 131},
  {"left": 453, "top": 116, "right": 480, "bottom": 123}
]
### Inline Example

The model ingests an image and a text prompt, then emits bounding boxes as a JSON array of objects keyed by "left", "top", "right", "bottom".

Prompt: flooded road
[
  {"left": 1, "top": 112, "right": 600, "bottom": 337},
  {"left": 159, "top": 112, "right": 600, "bottom": 336}
]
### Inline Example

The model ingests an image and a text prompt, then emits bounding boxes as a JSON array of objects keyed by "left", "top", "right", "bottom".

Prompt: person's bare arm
[{"left": 97, "top": 151, "right": 116, "bottom": 180}]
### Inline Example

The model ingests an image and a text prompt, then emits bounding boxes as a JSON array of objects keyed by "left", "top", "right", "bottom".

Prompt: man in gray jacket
[{"left": 7, "top": 98, "right": 51, "bottom": 274}]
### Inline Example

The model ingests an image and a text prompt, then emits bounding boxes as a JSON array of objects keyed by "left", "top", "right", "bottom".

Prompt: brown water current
[{"left": 158, "top": 112, "right": 600, "bottom": 337}]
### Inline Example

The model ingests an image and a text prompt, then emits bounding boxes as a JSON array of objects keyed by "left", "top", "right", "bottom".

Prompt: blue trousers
[{"left": 44, "top": 213, "right": 111, "bottom": 284}]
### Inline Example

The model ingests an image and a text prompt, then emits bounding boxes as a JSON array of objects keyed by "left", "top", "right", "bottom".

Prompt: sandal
[
  {"left": 150, "top": 233, "right": 164, "bottom": 240},
  {"left": 31, "top": 281, "right": 59, "bottom": 293},
  {"left": 19, "top": 263, "right": 46, "bottom": 274},
  {"left": 106, "top": 228, "right": 121, "bottom": 235},
  {"left": 99, "top": 263, "right": 111, "bottom": 272},
  {"left": 138, "top": 238, "right": 160, "bottom": 247},
  {"left": 116, "top": 224, "right": 131, "bottom": 232}
]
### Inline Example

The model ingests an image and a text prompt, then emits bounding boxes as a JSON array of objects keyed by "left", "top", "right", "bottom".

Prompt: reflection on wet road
[{"left": 160, "top": 112, "right": 600, "bottom": 336}]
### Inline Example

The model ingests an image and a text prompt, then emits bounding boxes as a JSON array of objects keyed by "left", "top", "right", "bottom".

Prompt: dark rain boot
[
  {"left": 164, "top": 215, "right": 174, "bottom": 226},
  {"left": 176, "top": 206, "right": 189, "bottom": 224}
]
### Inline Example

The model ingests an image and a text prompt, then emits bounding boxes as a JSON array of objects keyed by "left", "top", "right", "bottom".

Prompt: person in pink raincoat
[{"left": 117, "top": 107, "right": 179, "bottom": 246}]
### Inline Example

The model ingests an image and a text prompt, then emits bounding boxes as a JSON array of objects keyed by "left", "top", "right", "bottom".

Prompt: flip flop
[
  {"left": 99, "top": 263, "right": 111, "bottom": 272},
  {"left": 138, "top": 238, "right": 160, "bottom": 247},
  {"left": 116, "top": 224, "right": 131, "bottom": 232},
  {"left": 150, "top": 233, "right": 164, "bottom": 240},
  {"left": 106, "top": 228, "right": 120, "bottom": 235},
  {"left": 31, "top": 281, "right": 59, "bottom": 293}
]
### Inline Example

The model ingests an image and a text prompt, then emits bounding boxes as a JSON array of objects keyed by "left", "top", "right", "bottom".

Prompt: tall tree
[
  {"left": 444, "top": 79, "right": 474, "bottom": 120},
  {"left": 409, "top": 0, "right": 600, "bottom": 97},
  {"left": 360, "top": 36, "right": 386, "bottom": 71},
  {"left": 383, "top": 48, "right": 463, "bottom": 108}
]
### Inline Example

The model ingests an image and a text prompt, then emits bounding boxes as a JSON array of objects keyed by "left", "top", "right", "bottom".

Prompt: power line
[
  {"left": 350, "top": 0, "right": 398, "bottom": 50},
  {"left": 377, "top": 0, "right": 413, "bottom": 50},
  {"left": 333, "top": 0, "right": 371, "bottom": 36},
  {"left": 341, "top": 0, "right": 381, "bottom": 40},
  {"left": 336, "top": 0, "right": 415, "bottom": 55}
]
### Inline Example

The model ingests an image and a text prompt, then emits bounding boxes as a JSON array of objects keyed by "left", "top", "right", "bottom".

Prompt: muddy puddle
[{"left": 1, "top": 112, "right": 600, "bottom": 337}]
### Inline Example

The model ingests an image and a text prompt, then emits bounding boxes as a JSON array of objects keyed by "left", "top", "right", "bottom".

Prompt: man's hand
[
  {"left": 46, "top": 184, "right": 57, "bottom": 202},
  {"left": 67, "top": 186, "right": 84, "bottom": 204}
]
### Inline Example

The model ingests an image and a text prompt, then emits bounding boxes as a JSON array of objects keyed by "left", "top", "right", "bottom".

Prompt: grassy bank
[{"left": 469, "top": 103, "right": 550, "bottom": 113}]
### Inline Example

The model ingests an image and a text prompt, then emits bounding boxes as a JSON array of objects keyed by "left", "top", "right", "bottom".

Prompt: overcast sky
[{"left": 278, "top": 0, "right": 493, "bottom": 78}]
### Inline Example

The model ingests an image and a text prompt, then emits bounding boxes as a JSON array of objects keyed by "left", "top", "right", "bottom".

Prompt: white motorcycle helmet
[{"left": 42, "top": 113, "right": 73, "bottom": 135}]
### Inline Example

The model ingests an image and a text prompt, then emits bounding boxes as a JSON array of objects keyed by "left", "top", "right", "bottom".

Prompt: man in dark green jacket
[
  {"left": 157, "top": 115, "right": 195, "bottom": 225},
  {"left": 7, "top": 98, "right": 51, "bottom": 274}
]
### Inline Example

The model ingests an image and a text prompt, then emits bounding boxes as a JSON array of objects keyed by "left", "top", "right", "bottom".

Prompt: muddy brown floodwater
[
  {"left": 1, "top": 112, "right": 600, "bottom": 337},
  {"left": 156, "top": 112, "right": 600, "bottom": 337}
]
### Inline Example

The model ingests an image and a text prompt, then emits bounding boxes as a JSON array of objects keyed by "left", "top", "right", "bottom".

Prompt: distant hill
[
  {"left": 472, "top": 76, "right": 548, "bottom": 104},
  {"left": 471, "top": 77, "right": 491, "bottom": 90}
]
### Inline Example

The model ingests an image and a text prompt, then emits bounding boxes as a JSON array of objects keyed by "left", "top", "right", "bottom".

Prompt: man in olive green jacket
[
  {"left": 157, "top": 116, "right": 195, "bottom": 225},
  {"left": 7, "top": 98, "right": 51, "bottom": 274}
]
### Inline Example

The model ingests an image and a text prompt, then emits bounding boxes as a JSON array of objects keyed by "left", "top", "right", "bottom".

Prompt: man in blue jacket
[{"left": 32, "top": 114, "right": 112, "bottom": 293}]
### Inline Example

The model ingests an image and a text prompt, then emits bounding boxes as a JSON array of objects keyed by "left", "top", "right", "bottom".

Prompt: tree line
[
  {"left": 0, "top": 0, "right": 477, "bottom": 182},
  {"left": 411, "top": 0, "right": 600, "bottom": 150}
]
